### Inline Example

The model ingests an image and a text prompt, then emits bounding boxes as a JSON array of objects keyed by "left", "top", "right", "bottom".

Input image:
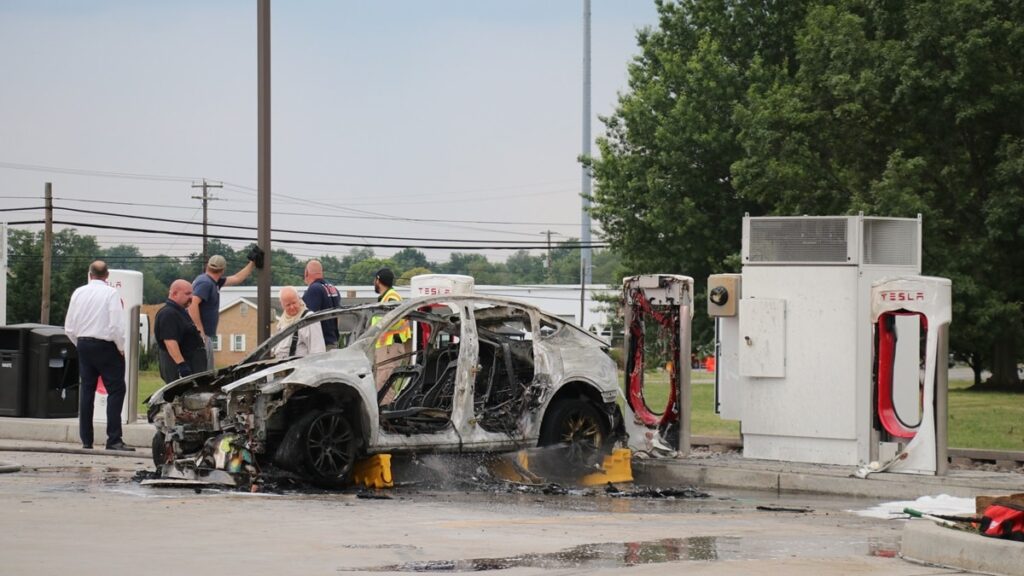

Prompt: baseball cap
[
  {"left": 375, "top": 267, "right": 395, "bottom": 287},
  {"left": 207, "top": 255, "right": 227, "bottom": 271}
]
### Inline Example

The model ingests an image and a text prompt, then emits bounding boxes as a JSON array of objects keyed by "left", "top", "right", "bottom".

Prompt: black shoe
[
  {"left": 81, "top": 444, "right": 93, "bottom": 449},
  {"left": 105, "top": 442, "right": 135, "bottom": 452}
]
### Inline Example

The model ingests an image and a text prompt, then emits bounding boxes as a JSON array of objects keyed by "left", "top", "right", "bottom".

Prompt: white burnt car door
[{"left": 371, "top": 299, "right": 478, "bottom": 453}]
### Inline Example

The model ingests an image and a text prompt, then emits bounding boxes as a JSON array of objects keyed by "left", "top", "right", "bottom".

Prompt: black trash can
[
  {"left": 26, "top": 327, "right": 79, "bottom": 418},
  {"left": 0, "top": 323, "right": 49, "bottom": 417}
]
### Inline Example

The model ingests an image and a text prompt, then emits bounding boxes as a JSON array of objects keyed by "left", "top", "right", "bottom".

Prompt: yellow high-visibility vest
[{"left": 372, "top": 288, "right": 411, "bottom": 347}]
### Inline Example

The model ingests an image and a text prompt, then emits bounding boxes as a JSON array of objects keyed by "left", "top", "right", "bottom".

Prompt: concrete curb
[
  {"left": 901, "top": 521, "right": 1024, "bottom": 576},
  {"left": 633, "top": 458, "right": 1024, "bottom": 499}
]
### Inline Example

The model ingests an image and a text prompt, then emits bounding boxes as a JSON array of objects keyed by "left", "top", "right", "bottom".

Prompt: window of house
[
  {"left": 211, "top": 334, "right": 222, "bottom": 351},
  {"left": 231, "top": 334, "right": 246, "bottom": 352},
  {"left": 240, "top": 302, "right": 249, "bottom": 317}
]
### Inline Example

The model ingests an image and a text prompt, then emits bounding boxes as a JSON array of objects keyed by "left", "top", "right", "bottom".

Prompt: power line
[
  {"left": 51, "top": 196, "right": 583, "bottom": 227},
  {"left": 51, "top": 206, "right": 592, "bottom": 246},
  {"left": 0, "top": 161, "right": 197, "bottom": 182},
  {"left": 9, "top": 219, "right": 609, "bottom": 251}
]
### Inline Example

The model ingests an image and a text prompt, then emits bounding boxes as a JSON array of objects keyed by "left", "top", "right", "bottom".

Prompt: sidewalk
[{"left": 0, "top": 416, "right": 155, "bottom": 449}]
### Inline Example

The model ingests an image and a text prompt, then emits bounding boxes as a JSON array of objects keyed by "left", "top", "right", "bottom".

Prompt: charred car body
[{"left": 147, "top": 295, "right": 624, "bottom": 487}]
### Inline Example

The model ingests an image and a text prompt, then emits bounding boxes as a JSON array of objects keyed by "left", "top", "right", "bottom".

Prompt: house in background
[
  {"left": 141, "top": 298, "right": 278, "bottom": 368},
  {"left": 214, "top": 297, "right": 276, "bottom": 367}
]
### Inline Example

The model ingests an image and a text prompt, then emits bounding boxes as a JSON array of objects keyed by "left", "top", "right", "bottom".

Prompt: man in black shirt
[
  {"left": 154, "top": 279, "right": 207, "bottom": 383},
  {"left": 302, "top": 259, "right": 342, "bottom": 346}
]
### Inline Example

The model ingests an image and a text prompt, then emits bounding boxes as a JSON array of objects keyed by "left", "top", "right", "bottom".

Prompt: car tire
[
  {"left": 151, "top": 431, "right": 166, "bottom": 468},
  {"left": 538, "top": 398, "right": 609, "bottom": 472},
  {"left": 301, "top": 410, "right": 359, "bottom": 487}
]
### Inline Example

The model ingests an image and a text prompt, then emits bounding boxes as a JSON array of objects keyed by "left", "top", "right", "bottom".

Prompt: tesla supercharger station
[
  {"left": 868, "top": 276, "right": 951, "bottom": 475},
  {"left": 709, "top": 214, "right": 950, "bottom": 474},
  {"left": 621, "top": 274, "right": 693, "bottom": 457},
  {"left": 93, "top": 269, "right": 143, "bottom": 424}
]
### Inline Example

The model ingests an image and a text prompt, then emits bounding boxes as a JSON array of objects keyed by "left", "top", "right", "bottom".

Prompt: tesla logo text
[
  {"left": 879, "top": 290, "right": 924, "bottom": 302},
  {"left": 416, "top": 287, "right": 453, "bottom": 296}
]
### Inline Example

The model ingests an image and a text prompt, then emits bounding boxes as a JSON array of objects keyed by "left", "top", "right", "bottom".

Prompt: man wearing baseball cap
[{"left": 188, "top": 245, "right": 263, "bottom": 368}]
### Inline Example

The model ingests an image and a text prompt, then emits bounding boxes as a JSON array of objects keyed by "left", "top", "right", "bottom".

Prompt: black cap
[{"left": 375, "top": 267, "right": 395, "bottom": 287}]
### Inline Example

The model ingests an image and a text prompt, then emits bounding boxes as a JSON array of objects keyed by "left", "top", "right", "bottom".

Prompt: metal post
[
  {"left": 257, "top": 0, "right": 272, "bottom": 343},
  {"left": 935, "top": 323, "right": 949, "bottom": 476},
  {"left": 678, "top": 301, "right": 692, "bottom": 457},
  {"left": 0, "top": 223, "right": 6, "bottom": 326},
  {"left": 41, "top": 182, "right": 52, "bottom": 324},
  {"left": 579, "top": 257, "right": 585, "bottom": 326},
  {"left": 580, "top": 0, "right": 593, "bottom": 285},
  {"left": 126, "top": 305, "right": 140, "bottom": 423}
]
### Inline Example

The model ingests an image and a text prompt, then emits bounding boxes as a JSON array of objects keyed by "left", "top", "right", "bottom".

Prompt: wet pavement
[{"left": 0, "top": 445, "right": 966, "bottom": 576}]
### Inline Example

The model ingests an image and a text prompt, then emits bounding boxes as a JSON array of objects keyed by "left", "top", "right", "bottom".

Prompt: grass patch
[
  {"left": 137, "top": 370, "right": 165, "bottom": 416},
  {"left": 948, "top": 379, "right": 1024, "bottom": 450}
]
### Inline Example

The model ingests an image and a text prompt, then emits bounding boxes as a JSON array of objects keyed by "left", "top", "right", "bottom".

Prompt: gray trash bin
[
  {"left": 0, "top": 324, "right": 50, "bottom": 417},
  {"left": 26, "top": 327, "right": 79, "bottom": 419}
]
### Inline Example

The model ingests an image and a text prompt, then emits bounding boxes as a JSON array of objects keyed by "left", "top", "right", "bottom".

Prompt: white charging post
[{"left": 94, "top": 270, "right": 143, "bottom": 424}]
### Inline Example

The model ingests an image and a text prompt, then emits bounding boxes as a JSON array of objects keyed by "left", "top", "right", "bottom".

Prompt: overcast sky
[{"left": 0, "top": 1, "right": 658, "bottom": 265}]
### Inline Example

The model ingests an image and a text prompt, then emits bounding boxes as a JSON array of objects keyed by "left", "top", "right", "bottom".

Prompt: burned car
[{"left": 146, "top": 295, "right": 624, "bottom": 487}]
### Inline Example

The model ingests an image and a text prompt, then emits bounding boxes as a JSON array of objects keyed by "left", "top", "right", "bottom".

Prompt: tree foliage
[{"left": 588, "top": 0, "right": 1024, "bottom": 387}]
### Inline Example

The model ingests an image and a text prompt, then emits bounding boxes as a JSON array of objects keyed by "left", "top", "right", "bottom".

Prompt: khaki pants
[{"left": 375, "top": 342, "right": 411, "bottom": 405}]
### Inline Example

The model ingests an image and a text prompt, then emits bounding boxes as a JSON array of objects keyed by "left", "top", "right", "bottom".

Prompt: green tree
[
  {"left": 390, "top": 248, "right": 429, "bottom": 271},
  {"left": 587, "top": 0, "right": 803, "bottom": 342},
  {"left": 591, "top": 0, "right": 1024, "bottom": 388},
  {"left": 6, "top": 228, "right": 101, "bottom": 324},
  {"left": 733, "top": 0, "right": 1024, "bottom": 387}
]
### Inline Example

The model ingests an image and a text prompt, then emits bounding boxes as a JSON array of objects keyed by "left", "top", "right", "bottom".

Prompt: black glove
[
  {"left": 176, "top": 362, "right": 193, "bottom": 378},
  {"left": 247, "top": 244, "right": 265, "bottom": 269}
]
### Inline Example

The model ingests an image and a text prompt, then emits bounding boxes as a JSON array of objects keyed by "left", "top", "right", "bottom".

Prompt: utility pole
[
  {"left": 191, "top": 179, "right": 222, "bottom": 266},
  {"left": 541, "top": 230, "right": 558, "bottom": 282},
  {"left": 257, "top": 0, "right": 272, "bottom": 343},
  {"left": 580, "top": 0, "right": 593, "bottom": 285},
  {"left": 40, "top": 182, "right": 52, "bottom": 324}
]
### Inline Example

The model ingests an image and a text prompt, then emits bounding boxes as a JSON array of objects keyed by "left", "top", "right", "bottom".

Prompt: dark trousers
[{"left": 76, "top": 338, "right": 126, "bottom": 447}]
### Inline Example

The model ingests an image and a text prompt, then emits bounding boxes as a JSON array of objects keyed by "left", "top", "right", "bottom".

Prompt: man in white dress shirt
[{"left": 63, "top": 261, "right": 134, "bottom": 451}]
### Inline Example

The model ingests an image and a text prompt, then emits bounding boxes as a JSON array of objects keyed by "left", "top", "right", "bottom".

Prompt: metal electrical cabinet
[{"left": 712, "top": 215, "right": 922, "bottom": 466}]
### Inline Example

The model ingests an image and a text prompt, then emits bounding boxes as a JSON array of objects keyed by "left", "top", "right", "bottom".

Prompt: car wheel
[
  {"left": 538, "top": 398, "right": 609, "bottom": 472},
  {"left": 151, "top": 431, "right": 166, "bottom": 468},
  {"left": 301, "top": 410, "right": 358, "bottom": 487}
]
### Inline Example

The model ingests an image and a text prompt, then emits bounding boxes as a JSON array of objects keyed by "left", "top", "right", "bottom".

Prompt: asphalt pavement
[{"left": 1, "top": 415, "right": 1022, "bottom": 575}]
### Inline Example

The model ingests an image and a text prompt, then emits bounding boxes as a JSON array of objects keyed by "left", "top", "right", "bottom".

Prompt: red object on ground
[
  {"left": 704, "top": 356, "right": 716, "bottom": 372},
  {"left": 97, "top": 376, "right": 107, "bottom": 395}
]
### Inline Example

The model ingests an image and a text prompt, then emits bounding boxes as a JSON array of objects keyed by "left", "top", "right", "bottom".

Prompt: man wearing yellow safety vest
[{"left": 372, "top": 268, "right": 411, "bottom": 402}]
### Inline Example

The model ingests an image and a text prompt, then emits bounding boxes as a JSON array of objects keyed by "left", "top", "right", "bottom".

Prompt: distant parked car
[{"left": 147, "top": 295, "right": 624, "bottom": 487}]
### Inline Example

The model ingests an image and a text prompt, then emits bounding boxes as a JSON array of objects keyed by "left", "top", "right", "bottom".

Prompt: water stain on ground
[{"left": 340, "top": 534, "right": 902, "bottom": 572}]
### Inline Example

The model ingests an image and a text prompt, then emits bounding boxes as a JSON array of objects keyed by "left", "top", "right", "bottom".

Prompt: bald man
[
  {"left": 154, "top": 279, "right": 208, "bottom": 383},
  {"left": 302, "top": 259, "right": 341, "bottom": 346}
]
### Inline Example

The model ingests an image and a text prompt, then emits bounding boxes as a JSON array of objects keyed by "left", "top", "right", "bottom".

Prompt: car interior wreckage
[{"left": 145, "top": 295, "right": 632, "bottom": 489}]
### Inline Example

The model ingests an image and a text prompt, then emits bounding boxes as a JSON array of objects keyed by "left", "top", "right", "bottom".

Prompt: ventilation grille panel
[
  {"left": 747, "top": 218, "right": 849, "bottom": 263},
  {"left": 863, "top": 219, "right": 918, "bottom": 266}
]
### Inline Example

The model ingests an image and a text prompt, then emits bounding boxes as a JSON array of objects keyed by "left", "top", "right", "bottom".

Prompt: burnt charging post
[{"left": 621, "top": 275, "right": 693, "bottom": 457}]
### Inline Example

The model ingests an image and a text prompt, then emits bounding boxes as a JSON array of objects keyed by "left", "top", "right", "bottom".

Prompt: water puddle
[
  {"left": 340, "top": 537, "right": 734, "bottom": 572},
  {"left": 340, "top": 534, "right": 901, "bottom": 572}
]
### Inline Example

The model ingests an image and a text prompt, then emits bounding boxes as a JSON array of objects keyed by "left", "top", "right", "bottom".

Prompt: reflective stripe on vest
[{"left": 372, "top": 288, "right": 411, "bottom": 347}]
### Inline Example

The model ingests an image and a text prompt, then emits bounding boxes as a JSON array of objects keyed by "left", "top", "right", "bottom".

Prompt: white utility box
[{"left": 714, "top": 215, "right": 922, "bottom": 466}]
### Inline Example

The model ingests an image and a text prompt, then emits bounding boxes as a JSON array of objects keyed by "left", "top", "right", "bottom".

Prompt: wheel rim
[
  {"left": 559, "top": 411, "right": 604, "bottom": 465},
  {"left": 305, "top": 412, "right": 356, "bottom": 480}
]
